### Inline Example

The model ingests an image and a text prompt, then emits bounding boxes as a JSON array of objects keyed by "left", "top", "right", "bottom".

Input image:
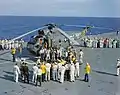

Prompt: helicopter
[
  {"left": 26, "top": 23, "right": 80, "bottom": 56},
  {"left": 9, "top": 23, "right": 114, "bottom": 56}
]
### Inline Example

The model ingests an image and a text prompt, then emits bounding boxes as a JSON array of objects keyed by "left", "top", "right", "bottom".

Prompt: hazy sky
[{"left": 0, "top": 0, "right": 120, "bottom": 17}]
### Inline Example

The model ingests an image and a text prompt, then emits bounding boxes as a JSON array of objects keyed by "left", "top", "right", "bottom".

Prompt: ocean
[{"left": 0, "top": 16, "right": 120, "bottom": 41}]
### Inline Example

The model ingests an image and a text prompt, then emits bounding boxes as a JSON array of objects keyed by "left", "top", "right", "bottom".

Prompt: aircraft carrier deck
[{"left": 0, "top": 38, "right": 120, "bottom": 95}]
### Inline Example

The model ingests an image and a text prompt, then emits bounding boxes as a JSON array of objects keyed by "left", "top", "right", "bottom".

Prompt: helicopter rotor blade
[
  {"left": 11, "top": 26, "right": 47, "bottom": 41},
  {"left": 63, "top": 24, "right": 114, "bottom": 30},
  {"left": 63, "top": 24, "right": 87, "bottom": 28}
]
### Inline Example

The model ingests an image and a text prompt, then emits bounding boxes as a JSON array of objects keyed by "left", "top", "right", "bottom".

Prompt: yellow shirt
[
  {"left": 72, "top": 57, "right": 76, "bottom": 62},
  {"left": 11, "top": 48, "right": 16, "bottom": 55},
  {"left": 40, "top": 65, "right": 46, "bottom": 74},
  {"left": 85, "top": 65, "right": 91, "bottom": 74}
]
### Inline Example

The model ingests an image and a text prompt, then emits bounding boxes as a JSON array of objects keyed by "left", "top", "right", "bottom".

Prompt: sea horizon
[{"left": 0, "top": 16, "right": 120, "bottom": 41}]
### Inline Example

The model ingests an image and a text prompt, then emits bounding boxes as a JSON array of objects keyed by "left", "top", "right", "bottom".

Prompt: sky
[{"left": 0, "top": 0, "right": 120, "bottom": 17}]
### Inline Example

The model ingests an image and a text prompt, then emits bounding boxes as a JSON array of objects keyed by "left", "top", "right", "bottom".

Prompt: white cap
[
  {"left": 117, "top": 59, "right": 120, "bottom": 61},
  {"left": 21, "top": 58, "right": 25, "bottom": 61}
]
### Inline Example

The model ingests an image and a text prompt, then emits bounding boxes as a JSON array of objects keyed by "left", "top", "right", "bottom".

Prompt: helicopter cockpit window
[{"left": 29, "top": 36, "right": 36, "bottom": 44}]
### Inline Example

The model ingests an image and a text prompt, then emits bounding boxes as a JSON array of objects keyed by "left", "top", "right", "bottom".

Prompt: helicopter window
[{"left": 29, "top": 36, "right": 36, "bottom": 44}]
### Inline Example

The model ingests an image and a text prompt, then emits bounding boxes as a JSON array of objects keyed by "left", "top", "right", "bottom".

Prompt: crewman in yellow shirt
[
  {"left": 40, "top": 62, "right": 46, "bottom": 82},
  {"left": 11, "top": 48, "right": 16, "bottom": 62},
  {"left": 84, "top": 63, "right": 91, "bottom": 82}
]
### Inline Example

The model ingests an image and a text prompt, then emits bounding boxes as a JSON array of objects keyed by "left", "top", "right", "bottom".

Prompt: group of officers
[{"left": 13, "top": 48, "right": 91, "bottom": 87}]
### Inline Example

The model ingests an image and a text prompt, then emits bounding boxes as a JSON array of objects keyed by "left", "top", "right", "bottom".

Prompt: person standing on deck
[
  {"left": 36, "top": 66, "right": 42, "bottom": 87},
  {"left": 70, "top": 61, "right": 75, "bottom": 82},
  {"left": 75, "top": 60, "right": 80, "bottom": 79},
  {"left": 13, "top": 63, "right": 21, "bottom": 82},
  {"left": 18, "top": 43, "right": 22, "bottom": 58},
  {"left": 23, "top": 63, "right": 29, "bottom": 83},
  {"left": 60, "top": 64, "right": 66, "bottom": 83},
  {"left": 117, "top": 59, "right": 120, "bottom": 76},
  {"left": 79, "top": 49, "right": 84, "bottom": 64},
  {"left": 52, "top": 62, "right": 58, "bottom": 81},
  {"left": 84, "top": 63, "right": 91, "bottom": 82},
  {"left": 11, "top": 47, "right": 16, "bottom": 62},
  {"left": 57, "top": 61, "right": 62, "bottom": 80},
  {"left": 40, "top": 62, "right": 46, "bottom": 82},
  {"left": 45, "top": 61, "right": 51, "bottom": 81},
  {"left": 36, "top": 57, "right": 41, "bottom": 65},
  {"left": 32, "top": 64, "right": 38, "bottom": 83}
]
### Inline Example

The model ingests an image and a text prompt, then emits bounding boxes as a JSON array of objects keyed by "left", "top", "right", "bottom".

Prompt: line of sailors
[
  {"left": 13, "top": 49, "right": 90, "bottom": 86},
  {"left": 39, "top": 47, "right": 63, "bottom": 62},
  {"left": 80, "top": 37, "right": 120, "bottom": 48},
  {"left": 0, "top": 39, "right": 24, "bottom": 50}
]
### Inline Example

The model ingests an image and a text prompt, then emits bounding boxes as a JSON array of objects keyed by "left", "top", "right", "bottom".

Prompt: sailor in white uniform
[
  {"left": 75, "top": 60, "right": 80, "bottom": 78},
  {"left": 32, "top": 64, "right": 38, "bottom": 83},
  {"left": 117, "top": 59, "right": 120, "bottom": 76},
  {"left": 70, "top": 61, "right": 75, "bottom": 82},
  {"left": 57, "top": 62, "right": 62, "bottom": 80},
  {"left": 45, "top": 62, "right": 51, "bottom": 81},
  {"left": 60, "top": 64, "right": 66, "bottom": 83},
  {"left": 13, "top": 63, "right": 21, "bottom": 82},
  {"left": 79, "top": 49, "right": 84, "bottom": 64}
]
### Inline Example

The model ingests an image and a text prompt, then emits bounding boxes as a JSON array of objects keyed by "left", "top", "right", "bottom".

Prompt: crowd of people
[
  {"left": 80, "top": 37, "right": 120, "bottom": 48},
  {"left": 13, "top": 46, "right": 91, "bottom": 87},
  {"left": 0, "top": 39, "right": 24, "bottom": 51}
]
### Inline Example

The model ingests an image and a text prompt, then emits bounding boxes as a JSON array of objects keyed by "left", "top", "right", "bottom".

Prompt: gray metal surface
[{"left": 0, "top": 46, "right": 119, "bottom": 95}]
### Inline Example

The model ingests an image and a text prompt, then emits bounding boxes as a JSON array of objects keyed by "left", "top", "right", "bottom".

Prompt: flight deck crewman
[
  {"left": 84, "top": 63, "right": 91, "bottom": 82},
  {"left": 40, "top": 62, "right": 46, "bottom": 82},
  {"left": 11, "top": 47, "right": 16, "bottom": 62},
  {"left": 13, "top": 63, "right": 21, "bottom": 83}
]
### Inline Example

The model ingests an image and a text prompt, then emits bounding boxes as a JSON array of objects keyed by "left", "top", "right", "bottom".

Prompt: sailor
[
  {"left": 70, "top": 61, "right": 75, "bottom": 82},
  {"left": 40, "top": 62, "right": 46, "bottom": 82},
  {"left": 36, "top": 66, "right": 42, "bottom": 87},
  {"left": 84, "top": 63, "right": 91, "bottom": 82},
  {"left": 23, "top": 63, "right": 29, "bottom": 83},
  {"left": 117, "top": 59, "right": 120, "bottom": 76},
  {"left": 13, "top": 63, "right": 21, "bottom": 82},
  {"left": 8, "top": 41, "right": 12, "bottom": 50},
  {"left": 92, "top": 38, "right": 95, "bottom": 48},
  {"left": 36, "top": 57, "right": 41, "bottom": 65},
  {"left": 109, "top": 38, "right": 112, "bottom": 48},
  {"left": 32, "top": 64, "right": 38, "bottom": 83},
  {"left": 57, "top": 60, "right": 62, "bottom": 80},
  {"left": 11, "top": 47, "right": 16, "bottom": 62},
  {"left": 52, "top": 61, "right": 58, "bottom": 81},
  {"left": 79, "top": 49, "right": 84, "bottom": 64},
  {"left": 40, "top": 48, "right": 44, "bottom": 61},
  {"left": 1, "top": 39, "right": 5, "bottom": 50},
  {"left": 46, "top": 48, "right": 50, "bottom": 60},
  {"left": 65, "top": 63, "right": 70, "bottom": 81},
  {"left": 60, "top": 64, "right": 66, "bottom": 83},
  {"left": 75, "top": 60, "right": 80, "bottom": 78},
  {"left": 20, "top": 61, "right": 25, "bottom": 81},
  {"left": 45, "top": 61, "right": 51, "bottom": 81},
  {"left": 18, "top": 43, "right": 22, "bottom": 58},
  {"left": 100, "top": 38, "right": 104, "bottom": 48}
]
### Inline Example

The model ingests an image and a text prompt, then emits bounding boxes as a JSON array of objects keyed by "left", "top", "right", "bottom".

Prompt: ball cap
[{"left": 117, "top": 59, "right": 120, "bottom": 61}]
